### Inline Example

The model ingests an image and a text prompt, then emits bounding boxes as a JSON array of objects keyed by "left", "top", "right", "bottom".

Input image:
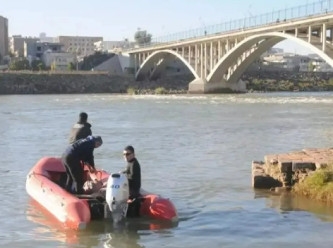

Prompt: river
[{"left": 1, "top": 92, "right": 333, "bottom": 248}]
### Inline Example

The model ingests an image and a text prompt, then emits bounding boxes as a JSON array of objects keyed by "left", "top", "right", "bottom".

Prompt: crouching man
[{"left": 62, "top": 135, "right": 103, "bottom": 194}]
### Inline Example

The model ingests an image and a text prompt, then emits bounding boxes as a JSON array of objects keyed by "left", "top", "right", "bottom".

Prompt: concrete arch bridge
[{"left": 127, "top": 10, "right": 333, "bottom": 93}]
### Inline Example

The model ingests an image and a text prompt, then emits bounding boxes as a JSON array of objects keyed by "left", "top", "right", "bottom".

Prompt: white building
[
  {"left": 312, "top": 60, "right": 333, "bottom": 72},
  {"left": 94, "top": 40, "right": 135, "bottom": 53},
  {"left": 42, "top": 50, "right": 75, "bottom": 71},
  {"left": 262, "top": 53, "right": 310, "bottom": 71}
]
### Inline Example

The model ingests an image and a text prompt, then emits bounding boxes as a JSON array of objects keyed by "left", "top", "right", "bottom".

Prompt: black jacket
[
  {"left": 69, "top": 122, "right": 92, "bottom": 144},
  {"left": 64, "top": 136, "right": 96, "bottom": 167},
  {"left": 123, "top": 158, "right": 141, "bottom": 196}
]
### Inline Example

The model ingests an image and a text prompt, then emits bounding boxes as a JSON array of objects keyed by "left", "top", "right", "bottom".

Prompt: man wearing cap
[
  {"left": 62, "top": 135, "right": 103, "bottom": 194},
  {"left": 69, "top": 112, "right": 92, "bottom": 144}
]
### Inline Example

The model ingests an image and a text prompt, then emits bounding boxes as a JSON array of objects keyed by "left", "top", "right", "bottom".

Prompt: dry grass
[{"left": 293, "top": 166, "right": 333, "bottom": 203}]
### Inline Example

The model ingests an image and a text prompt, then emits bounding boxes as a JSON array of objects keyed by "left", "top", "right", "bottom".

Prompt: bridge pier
[{"left": 188, "top": 78, "right": 247, "bottom": 94}]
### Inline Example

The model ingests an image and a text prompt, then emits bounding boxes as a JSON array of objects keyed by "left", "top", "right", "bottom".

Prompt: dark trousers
[
  {"left": 61, "top": 153, "right": 84, "bottom": 194},
  {"left": 129, "top": 188, "right": 140, "bottom": 199},
  {"left": 127, "top": 188, "right": 141, "bottom": 217}
]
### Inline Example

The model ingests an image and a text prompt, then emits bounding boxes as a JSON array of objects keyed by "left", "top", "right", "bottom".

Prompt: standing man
[
  {"left": 122, "top": 145, "right": 141, "bottom": 199},
  {"left": 69, "top": 112, "right": 92, "bottom": 144},
  {"left": 62, "top": 135, "right": 103, "bottom": 194}
]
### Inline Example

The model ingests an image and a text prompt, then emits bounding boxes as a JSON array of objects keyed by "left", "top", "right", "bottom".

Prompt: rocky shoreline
[
  {"left": 252, "top": 148, "right": 333, "bottom": 203},
  {"left": 0, "top": 72, "right": 191, "bottom": 95},
  {"left": 1, "top": 71, "right": 333, "bottom": 94}
]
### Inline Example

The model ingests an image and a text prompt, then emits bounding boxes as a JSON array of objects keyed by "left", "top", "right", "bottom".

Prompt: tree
[
  {"left": 9, "top": 59, "right": 30, "bottom": 70},
  {"left": 134, "top": 28, "right": 152, "bottom": 45},
  {"left": 68, "top": 62, "right": 75, "bottom": 71},
  {"left": 31, "top": 59, "right": 46, "bottom": 71},
  {"left": 308, "top": 61, "right": 315, "bottom": 72},
  {"left": 37, "top": 62, "right": 45, "bottom": 71}
]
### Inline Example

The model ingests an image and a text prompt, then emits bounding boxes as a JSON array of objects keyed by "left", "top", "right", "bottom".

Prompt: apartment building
[
  {"left": 57, "top": 36, "right": 103, "bottom": 56},
  {"left": 9, "top": 35, "right": 40, "bottom": 57},
  {"left": 25, "top": 41, "right": 63, "bottom": 59},
  {"left": 0, "top": 16, "right": 9, "bottom": 59},
  {"left": 23, "top": 40, "right": 75, "bottom": 70}
]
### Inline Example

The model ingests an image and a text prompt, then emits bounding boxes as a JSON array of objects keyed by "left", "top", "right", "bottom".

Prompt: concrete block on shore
[
  {"left": 252, "top": 147, "right": 333, "bottom": 190},
  {"left": 252, "top": 161, "right": 282, "bottom": 189},
  {"left": 278, "top": 161, "right": 292, "bottom": 173},
  {"left": 264, "top": 155, "right": 278, "bottom": 165},
  {"left": 292, "top": 161, "right": 316, "bottom": 171},
  {"left": 315, "top": 160, "right": 329, "bottom": 169},
  {"left": 252, "top": 174, "right": 282, "bottom": 189},
  {"left": 252, "top": 161, "right": 265, "bottom": 172}
]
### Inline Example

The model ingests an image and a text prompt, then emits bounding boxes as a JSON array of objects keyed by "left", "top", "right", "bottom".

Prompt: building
[
  {"left": 261, "top": 53, "right": 310, "bottom": 71},
  {"left": 25, "top": 41, "right": 63, "bottom": 59},
  {"left": 42, "top": 50, "right": 75, "bottom": 71},
  {"left": 57, "top": 36, "right": 103, "bottom": 56},
  {"left": 0, "top": 16, "right": 9, "bottom": 60},
  {"left": 304, "top": 55, "right": 333, "bottom": 72},
  {"left": 9, "top": 35, "right": 40, "bottom": 57},
  {"left": 93, "top": 53, "right": 131, "bottom": 74},
  {"left": 38, "top": 32, "right": 56, "bottom": 43},
  {"left": 94, "top": 40, "right": 134, "bottom": 53},
  {"left": 20, "top": 40, "right": 77, "bottom": 71}
]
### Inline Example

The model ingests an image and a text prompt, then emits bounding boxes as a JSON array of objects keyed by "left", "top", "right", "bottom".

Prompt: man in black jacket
[
  {"left": 121, "top": 145, "right": 141, "bottom": 217},
  {"left": 69, "top": 112, "right": 92, "bottom": 144},
  {"left": 122, "top": 145, "right": 141, "bottom": 199},
  {"left": 62, "top": 135, "right": 103, "bottom": 193}
]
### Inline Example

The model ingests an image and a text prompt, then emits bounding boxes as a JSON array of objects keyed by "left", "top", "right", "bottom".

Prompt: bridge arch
[
  {"left": 207, "top": 32, "right": 333, "bottom": 84},
  {"left": 135, "top": 49, "right": 199, "bottom": 81}
]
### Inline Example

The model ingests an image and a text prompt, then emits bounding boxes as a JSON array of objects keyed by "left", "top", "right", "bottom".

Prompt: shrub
[
  {"left": 127, "top": 87, "right": 136, "bottom": 95},
  {"left": 293, "top": 166, "right": 333, "bottom": 203},
  {"left": 154, "top": 87, "right": 167, "bottom": 94}
]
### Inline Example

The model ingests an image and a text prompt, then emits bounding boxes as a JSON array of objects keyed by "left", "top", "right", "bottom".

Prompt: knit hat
[
  {"left": 94, "top": 136, "right": 103, "bottom": 144},
  {"left": 79, "top": 112, "right": 88, "bottom": 122},
  {"left": 124, "top": 145, "right": 134, "bottom": 153}
]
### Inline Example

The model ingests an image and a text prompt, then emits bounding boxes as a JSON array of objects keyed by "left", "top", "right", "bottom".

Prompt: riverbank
[
  {"left": 0, "top": 71, "right": 190, "bottom": 95},
  {"left": 244, "top": 71, "right": 333, "bottom": 92},
  {"left": 252, "top": 148, "right": 333, "bottom": 203},
  {"left": 1, "top": 71, "right": 333, "bottom": 94}
]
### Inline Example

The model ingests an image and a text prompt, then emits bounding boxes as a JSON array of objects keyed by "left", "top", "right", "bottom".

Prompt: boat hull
[{"left": 26, "top": 157, "right": 178, "bottom": 229}]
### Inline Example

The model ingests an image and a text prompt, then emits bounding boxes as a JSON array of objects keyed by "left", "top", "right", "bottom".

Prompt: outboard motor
[{"left": 105, "top": 173, "right": 129, "bottom": 223}]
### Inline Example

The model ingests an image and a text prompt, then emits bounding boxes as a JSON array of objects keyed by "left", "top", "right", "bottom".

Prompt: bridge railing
[{"left": 128, "top": 0, "right": 333, "bottom": 50}]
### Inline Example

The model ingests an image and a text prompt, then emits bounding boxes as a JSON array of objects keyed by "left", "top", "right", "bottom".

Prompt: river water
[{"left": 1, "top": 92, "right": 333, "bottom": 248}]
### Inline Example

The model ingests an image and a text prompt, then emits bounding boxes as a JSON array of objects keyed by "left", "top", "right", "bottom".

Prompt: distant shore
[
  {"left": 0, "top": 71, "right": 190, "bottom": 95},
  {"left": 1, "top": 70, "right": 333, "bottom": 94}
]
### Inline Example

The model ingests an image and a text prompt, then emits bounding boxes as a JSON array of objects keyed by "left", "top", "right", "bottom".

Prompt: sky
[{"left": 1, "top": 0, "right": 322, "bottom": 54}]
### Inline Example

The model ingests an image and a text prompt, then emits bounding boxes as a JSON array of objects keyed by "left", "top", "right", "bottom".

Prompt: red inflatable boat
[{"left": 26, "top": 157, "right": 178, "bottom": 230}]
